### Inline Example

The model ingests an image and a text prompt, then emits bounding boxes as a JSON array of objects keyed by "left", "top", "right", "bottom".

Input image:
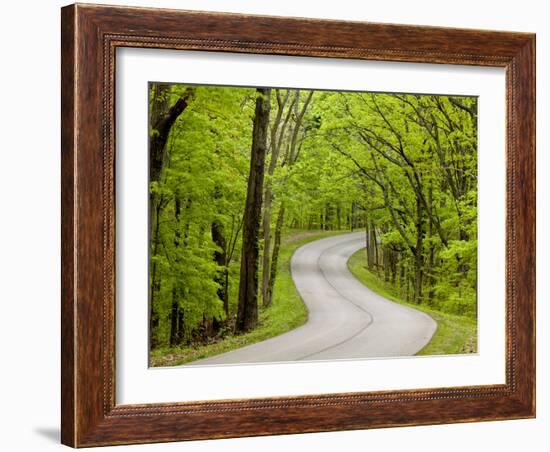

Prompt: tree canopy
[{"left": 148, "top": 83, "right": 478, "bottom": 353}]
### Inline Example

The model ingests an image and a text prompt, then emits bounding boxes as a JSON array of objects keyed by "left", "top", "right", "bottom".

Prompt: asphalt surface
[{"left": 185, "top": 232, "right": 437, "bottom": 366}]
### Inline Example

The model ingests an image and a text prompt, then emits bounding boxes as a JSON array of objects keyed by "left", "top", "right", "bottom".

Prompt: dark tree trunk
[
  {"left": 413, "top": 196, "right": 425, "bottom": 304},
  {"left": 390, "top": 250, "right": 397, "bottom": 285},
  {"left": 261, "top": 191, "right": 273, "bottom": 307},
  {"left": 406, "top": 272, "right": 411, "bottom": 302},
  {"left": 169, "top": 196, "right": 183, "bottom": 347},
  {"left": 365, "top": 222, "right": 370, "bottom": 267},
  {"left": 383, "top": 245, "right": 390, "bottom": 282},
  {"left": 236, "top": 88, "right": 271, "bottom": 333},
  {"left": 211, "top": 219, "right": 228, "bottom": 316},
  {"left": 426, "top": 185, "right": 435, "bottom": 305},
  {"left": 372, "top": 224, "right": 379, "bottom": 274},
  {"left": 149, "top": 196, "right": 164, "bottom": 350},
  {"left": 366, "top": 218, "right": 376, "bottom": 271},
  {"left": 265, "top": 204, "right": 285, "bottom": 307},
  {"left": 177, "top": 309, "right": 185, "bottom": 343},
  {"left": 169, "top": 289, "right": 179, "bottom": 347},
  {"left": 224, "top": 269, "right": 230, "bottom": 315},
  {"left": 149, "top": 88, "right": 195, "bottom": 185},
  {"left": 399, "top": 255, "right": 406, "bottom": 293}
]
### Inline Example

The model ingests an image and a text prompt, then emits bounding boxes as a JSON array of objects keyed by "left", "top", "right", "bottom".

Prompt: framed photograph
[{"left": 61, "top": 3, "right": 535, "bottom": 447}]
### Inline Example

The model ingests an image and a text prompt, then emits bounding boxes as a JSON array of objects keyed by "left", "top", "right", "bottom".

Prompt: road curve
[{"left": 184, "top": 232, "right": 436, "bottom": 366}]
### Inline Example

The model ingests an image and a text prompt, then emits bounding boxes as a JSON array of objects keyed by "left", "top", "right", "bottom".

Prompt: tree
[
  {"left": 148, "top": 84, "right": 194, "bottom": 349},
  {"left": 316, "top": 91, "right": 477, "bottom": 311},
  {"left": 262, "top": 89, "right": 313, "bottom": 307},
  {"left": 236, "top": 88, "right": 271, "bottom": 332},
  {"left": 149, "top": 84, "right": 250, "bottom": 348},
  {"left": 261, "top": 89, "right": 293, "bottom": 307}
]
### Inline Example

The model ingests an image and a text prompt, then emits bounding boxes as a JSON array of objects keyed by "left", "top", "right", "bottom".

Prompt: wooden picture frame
[{"left": 61, "top": 3, "right": 535, "bottom": 447}]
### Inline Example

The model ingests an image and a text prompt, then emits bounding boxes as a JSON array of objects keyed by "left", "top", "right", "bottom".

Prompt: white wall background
[{"left": 0, "top": 1, "right": 545, "bottom": 451}]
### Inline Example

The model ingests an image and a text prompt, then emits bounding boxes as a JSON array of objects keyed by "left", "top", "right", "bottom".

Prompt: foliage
[
  {"left": 148, "top": 83, "right": 478, "bottom": 359},
  {"left": 150, "top": 85, "right": 254, "bottom": 345}
]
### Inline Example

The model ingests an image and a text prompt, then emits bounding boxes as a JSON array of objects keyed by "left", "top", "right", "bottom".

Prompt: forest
[{"left": 148, "top": 82, "right": 478, "bottom": 365}]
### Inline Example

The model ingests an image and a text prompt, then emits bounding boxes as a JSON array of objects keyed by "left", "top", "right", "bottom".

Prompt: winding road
[{"left": 186, "top": 232, "right": 436, "bottom": 365}]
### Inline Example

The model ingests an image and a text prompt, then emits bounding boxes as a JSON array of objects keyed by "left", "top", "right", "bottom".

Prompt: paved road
[{"left": 185, "top": 232, "right": 436, "bottom": 366}]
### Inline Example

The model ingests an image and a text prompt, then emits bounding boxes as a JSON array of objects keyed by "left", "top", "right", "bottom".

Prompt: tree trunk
[
  {"left": 169, "top": 289, "right": 180, "bottom": 347},
  {"left": 211, "top": 218, "right": 228, "bottom": 315},
  {"left": 261, "top": 191, "right": 273, "bottom": 307},
  {"left": 149, "top": 196, "right": 163, "bottom": 350},
  {"left": 426, "top": 185, "right": 435, "bottom": 305},
  {"left": 177, "top": 308, "right": 185, "bottom": 343},
  {"left": 365, "top": 222, "right": 370, "bottom": 268},
  {"left": 366, "top": 220, "right": 376, "bottom": 271},
  {"left": 149, "top": 88, "right": 195, "bottom": 185},
  {"left": 169, "top": 196, "right": 183, "bottom": 347},
  {"left": 372, "top": 224, "right": 379, "bottom": 274},
  {"left": 413, "top": 196, "right": 424, "bottom": 304},
  {"left": 224, "top": 269, "right": 230, "bottom": 315},
  {"left": 390, "top": 250, "right": 397, "bottom": 285},
  {"left": 399, "top": 255, "right": 405, "bottom": 294},
  {"left": 265, "top": 204, "right": 285, "bottom": 307},
  {"left": 236, "top": 88, "right": 271, "bottom": 333},
  {"left": 383, "top": 245, "right": 390, "bottom": 282}
]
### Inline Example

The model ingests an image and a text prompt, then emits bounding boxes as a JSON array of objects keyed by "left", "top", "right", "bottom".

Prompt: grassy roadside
[
  {"left": 347, "top": 249, "right": 477, "bottom": 356},
  {"left": 150, "top": 229, "right": 347, "bottom": 367}
]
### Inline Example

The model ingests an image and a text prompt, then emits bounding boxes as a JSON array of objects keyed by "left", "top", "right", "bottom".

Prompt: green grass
[
  {"left": 150, "top": 229, "right": 347, "bottom": 367},
  {"left": 347, "top": 249, "right": 477, "bottom": 356}
]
